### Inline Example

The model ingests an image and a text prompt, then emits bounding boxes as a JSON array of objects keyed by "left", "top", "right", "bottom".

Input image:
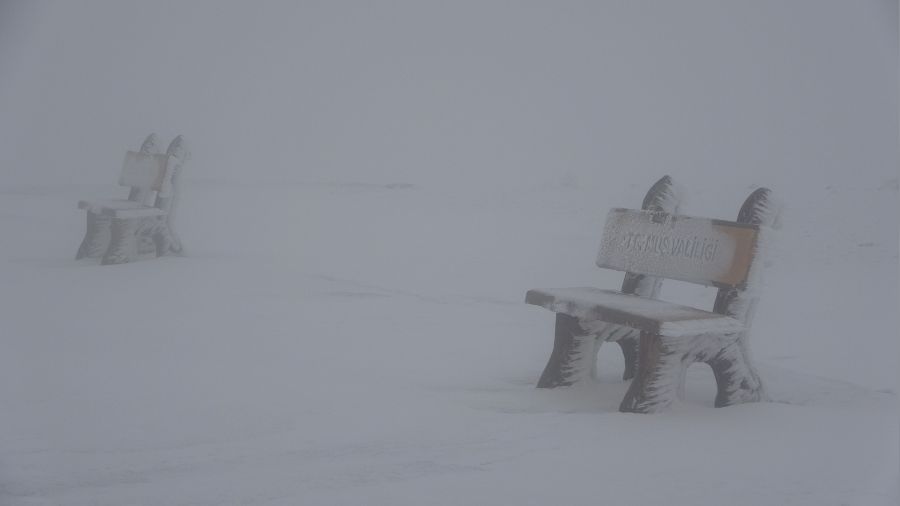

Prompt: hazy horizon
[{"left": 0, "top": 1, "right": 896, "bottom": 192}]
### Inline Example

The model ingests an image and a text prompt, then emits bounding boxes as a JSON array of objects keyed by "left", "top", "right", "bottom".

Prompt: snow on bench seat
[
  {"left": 525, "top": 287, "right": 745, "bottom": 338},
  {"left": 101, "top": 207, "right": 168, "bottom": 219},
  {"left": 78, "top": 199, "right": 148, "bottom": 212},
  {"left": 78, "top": 200, "right": 167, "bottom": 218}
]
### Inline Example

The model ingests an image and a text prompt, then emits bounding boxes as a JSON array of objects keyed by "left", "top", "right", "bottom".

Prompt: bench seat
[
  {"left": 78, "top": 199, "right": 146, "bottom": 212},
  {"left": 525, "top": 287, "right": 745, "bottom": 338},
  {"left": 78, "top": 200, "right": 167, "bottom": 219},
  {"left": 101, "top": 207, "right": 167, "bottom": 219}
]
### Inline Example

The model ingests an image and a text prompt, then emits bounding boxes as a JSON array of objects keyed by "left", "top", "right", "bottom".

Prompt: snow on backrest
[
  {"left": 119, "top": 151, "right": 170, "bottom": 191},
  {"left": 596, "top": 209, "right": 760, "bottom": 288}
]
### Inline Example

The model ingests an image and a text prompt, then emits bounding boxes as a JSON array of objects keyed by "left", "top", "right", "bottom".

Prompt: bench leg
[
  {"left": 703, "top": 187, "right": 779, "bottom": 408},
  {"left": 150, "top": 218, "right": 183, "bottom": 256},
  {"left": 619, "top": 332, "right": 687, "bottom": 413},
  {"left": 147, "top": 216, "right": 178, "bottom": 257},
  {"left": 76, "top": 211, "right": 112, "bottom": 259},
  {"left": 616, "top": 272, "right": 664, "bottom": 380},
  {"left": 537, "top": 314, "right": 595, "bottom": 388},
  {"left": 101, "top": 217, "right": 139, "bottom": 265},
  {"left": 152, "top": 222, "right": 171, "bottom": 257},
  {"left": 707, "top": 337, "right": 765, "bottom": 407},
  {"left": 165, "top": 224, "right": 184, "bottom": 255},
  {"left": 616, "top": 335, "right": 640, "bottom": 381},
  {"left": 582, "top": 321, "right": 640, "bottom": 381}
]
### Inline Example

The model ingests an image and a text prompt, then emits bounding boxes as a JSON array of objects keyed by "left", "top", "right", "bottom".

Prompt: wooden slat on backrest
[
  {"left": 596, "top": 209, "right": 760, "bottom": 288},
  {"left": 119, "top": 151, "right": 169, "bottom": 192}
]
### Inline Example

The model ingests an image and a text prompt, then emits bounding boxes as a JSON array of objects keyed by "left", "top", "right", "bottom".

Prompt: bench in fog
[
  {"left": 76, "top": 134, "right": 189, "bottom": 265},
  {"left": 526, "top": 176, "right": 781, "bottom": 413}
]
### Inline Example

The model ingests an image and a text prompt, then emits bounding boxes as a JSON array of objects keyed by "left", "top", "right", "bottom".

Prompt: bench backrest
[
  {"left": 119, "top": 133, "right": 189, "bottom": 209},
  {"left": 596, "top": 208, "right": 760, "bottom": 289},
  {"left": 119, "top": 151, "right": 170, "bottom": 192},
  {"left": 154, "top": 135, "right": 189, "bottom": 215}
]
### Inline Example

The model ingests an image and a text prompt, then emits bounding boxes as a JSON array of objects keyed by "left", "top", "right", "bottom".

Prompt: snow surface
[
  {"left": 1, "top": 178, "right": 896, "bottom": 506},
  {"left": 0, "top": 1, "right": 896, "bottom": 505}
]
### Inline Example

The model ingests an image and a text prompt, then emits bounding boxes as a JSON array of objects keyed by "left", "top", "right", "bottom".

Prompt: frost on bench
[
  {"left": 76, "top": 133, "right": 190, "bottom": 265},
  {"left": 596, "top": 209, "right": 760, "bottom": 288},
  {"left": 535, "top": 175, "right": 683, "bottom": 388},
  {"left": 527, "top": 177, "right": 782, "bottom": 414},
  {"left": 704, "top": 188, "right": 782, "bottom": 408},
  {"left": 525, "top": 288, "right": 745, "bottom": 337},
  {"left": 618, "top": 187, "right": 781, "bottom": 413}
]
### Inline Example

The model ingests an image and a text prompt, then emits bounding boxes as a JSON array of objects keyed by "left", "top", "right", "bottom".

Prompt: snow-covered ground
[
  {"left": 1, "top": 1, "right": 897, "bottom": 504},
  {"left": 1, "top": 175, "right": 897, "bottom": 505}
]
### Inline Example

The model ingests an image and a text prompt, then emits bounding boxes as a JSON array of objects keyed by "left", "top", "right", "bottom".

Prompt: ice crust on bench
[
  {"left": 75, "top": 134, "right": 189, "bottom": 264},
  {"left": 118, "top": 151, "right": 170, "bottom": 191},
  {"left": 596, "top": 209, "right": 759, "bottom": 288},
  {"left": 103, "top": 207, "right": 167, "bottom": 219},
  {"left": 78, "top": 199, "right": 148, "bottom": 212},
  {"left": 528, "top": 179, "right": 780, "bottom": 412},
  {"left": 535, "top": 176, "right": 687, "bottom": 389},
  {"left": 525, "top": 287, "right": 745, "bottom": 337}
]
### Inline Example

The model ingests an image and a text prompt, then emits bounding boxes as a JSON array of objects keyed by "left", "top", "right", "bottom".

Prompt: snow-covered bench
[
  {"left": 76, "top": 134, "right": 190, "bottom": 265},
  {"left": 526, "top": 176, "right": 781, "bottom": 413}
]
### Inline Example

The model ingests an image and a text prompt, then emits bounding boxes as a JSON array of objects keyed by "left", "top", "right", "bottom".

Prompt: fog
[
  {"left": 1, "top": 2, "right": 897, "bottom": 505},
  {"left": 1, "top": 1, "right": 896, "bottom": 190}
]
